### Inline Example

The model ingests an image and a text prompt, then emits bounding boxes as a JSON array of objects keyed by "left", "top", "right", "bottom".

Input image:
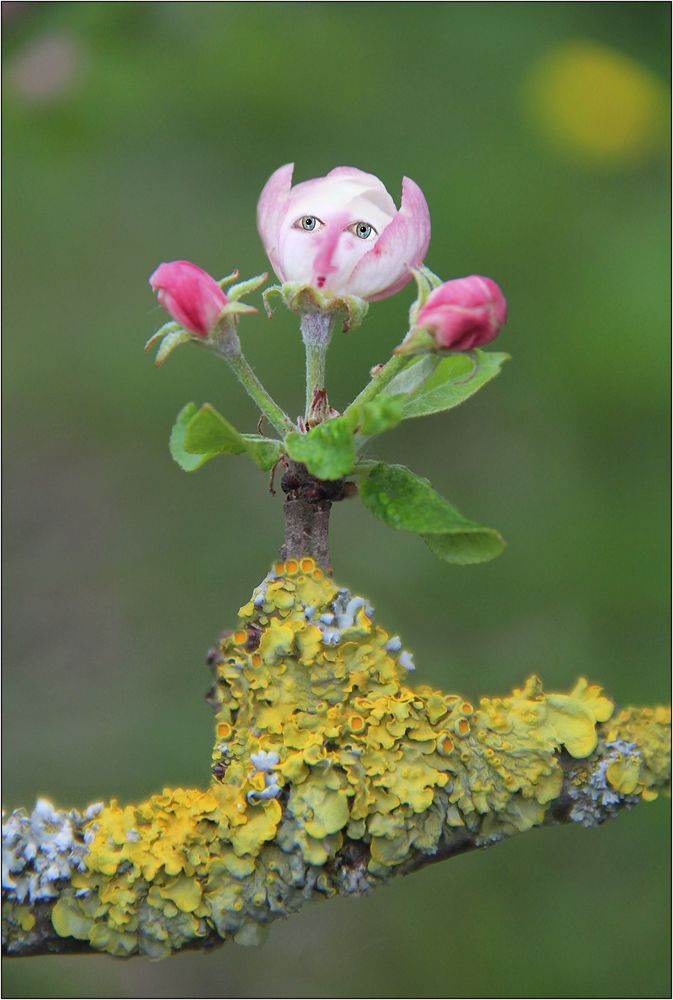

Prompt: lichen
[{"left": 2, "top": 559, "right": 669, "bottom": 959}]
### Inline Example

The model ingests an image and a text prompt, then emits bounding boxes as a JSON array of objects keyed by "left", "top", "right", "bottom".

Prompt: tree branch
[{"left": 3, "top": 558, "right": 670, "bottom": 960}]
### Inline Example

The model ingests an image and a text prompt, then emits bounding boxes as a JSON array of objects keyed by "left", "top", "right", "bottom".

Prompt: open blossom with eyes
[
  {"left": 415, "top": 275, "right": 507, "bottom": 351},
  {"left": 257, "top": 164, "right": 431, "bottom": 301},
  {"left": 149, "top": 260, "right": 228, "bottom": 337}
]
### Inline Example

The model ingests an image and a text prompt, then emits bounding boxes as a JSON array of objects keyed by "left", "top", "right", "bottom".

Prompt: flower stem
[
  {"left": 215, "top": 336, "right": 294, "bottom": 437},
  {"left": 342, "top": 352, "right": 408, "bottom": 422},
  {"left": 301, "top": 313, "right": 335, "bottom": 420}
]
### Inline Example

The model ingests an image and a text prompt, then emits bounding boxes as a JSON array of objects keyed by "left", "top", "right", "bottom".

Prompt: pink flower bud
[
  {"left": 257, "top": 164, "right": 431, "bottom": 301},
  {"left": 415, "top": 276, "right": 507, "bottom": 351},
  {"left": 149, "top": 261, "right": 228, "bottom": 337}
]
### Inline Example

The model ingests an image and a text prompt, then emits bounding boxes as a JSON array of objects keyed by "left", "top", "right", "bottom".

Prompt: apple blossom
[
  {"left": 257, "top": 164, "right": 431, "bottom": 302},
  {"left": 149, "top": 261, "right": 228, "bottom": 337},
  {"left": 414, "top": 275, "right": 507, "bottom": 351}
]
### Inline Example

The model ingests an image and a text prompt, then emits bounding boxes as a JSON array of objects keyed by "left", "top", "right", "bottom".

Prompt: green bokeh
[{"left": 3, "top": 3, "right": 669, "bottom": 997}]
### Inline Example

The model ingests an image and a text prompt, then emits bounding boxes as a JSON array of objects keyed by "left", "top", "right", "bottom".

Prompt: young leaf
[
  {"left": 286, "top": 417, "right": 356, "bottom": 480},
  {"left": 183, "top": 404, "right": 247, "bottom": 456},
  {"left": 359, "top": 462, "right": 505, "bottom": 565},
  {"left": 170, "top": 404, "right": 281, "bottom": 473},
  {"left": 387, "top": 350, "right": 509, "bottom": 419},
  {"left": 241, "top": 435, "right": 283, "bottom": 471},
  {"left": 358, "top": 394, "right": 404, "bottom": 436},
  {"left": 421, "top": 531, "right": 506, "bottom": 566},
  {"left": 380, "top": 355, "right": 440, "bottom": 398},
  {"left": 169, "top": 403, "right": 224, "bottom": 472}
]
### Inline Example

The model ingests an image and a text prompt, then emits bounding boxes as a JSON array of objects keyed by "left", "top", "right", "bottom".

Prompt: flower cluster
[
  {"left": 147, "top": 164, "right": 506, "bottom": 356},
  {"left": 144, "top": 164, "right": 510, "bottom": 571}
]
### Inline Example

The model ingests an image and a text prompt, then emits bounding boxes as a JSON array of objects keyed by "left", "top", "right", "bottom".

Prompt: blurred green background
[{"left": 3, "top": 3, "right": 670, "bottom": 997}]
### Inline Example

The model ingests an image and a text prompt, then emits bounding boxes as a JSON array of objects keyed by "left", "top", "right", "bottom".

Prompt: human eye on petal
[
  {"left": 346, "top": 221, "right": 378, "bottom": 240},
  {"left": 293, "top": 215, "right": 325, "bottom": 232}
]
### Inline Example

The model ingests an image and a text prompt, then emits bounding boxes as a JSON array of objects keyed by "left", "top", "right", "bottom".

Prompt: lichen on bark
[{"left": 3, "top": 558, "right": 670, "bottom": 960}]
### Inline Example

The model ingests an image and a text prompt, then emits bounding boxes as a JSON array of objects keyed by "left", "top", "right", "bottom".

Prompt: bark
[{"left": 279, "top": 460, "right": 346, "bottom": 570}]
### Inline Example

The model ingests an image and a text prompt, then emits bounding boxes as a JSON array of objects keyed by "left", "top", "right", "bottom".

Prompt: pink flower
[
  {"left": 149, "top": 261, "right": 228, "bottom": 337},
  {"left": 415, "top": 276, "right": 507, "bottom": 350},
  {"left": 257, "top": 164, "right": 431, "bottom": 301}
]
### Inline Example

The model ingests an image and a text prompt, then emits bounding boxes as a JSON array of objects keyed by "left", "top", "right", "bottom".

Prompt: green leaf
[
  {"left": 283, "top": 397, "right": 401, "bottom": 481},
  {"left": 421, "top": 531, "right": 506, "bottom": 565},
  {"left": 241, "top": 435, "right": 283, "bottom": 471},
  {"left": 286, "top": 417, "right": 356, "bottom": 480},
  {"left": 359, "top": 462, "right": 505, "bottom": 565},
  {"left": 380, "top": 355, "right": 440, "bottom": 397},
  {"left": 170, "top": 403, "right": 220, "bottom": 472},
  {"left": 183, "top": 404, "right": 247, "bottom": 456},
  {"left": 386, "top": 350, "right": 509, "bottom": 419},
  {"left": 170, "top": 404, "right": 282, "bottom": 473},
  {"left": 358, "top": 395, "right": 404, "bottom": 436}
]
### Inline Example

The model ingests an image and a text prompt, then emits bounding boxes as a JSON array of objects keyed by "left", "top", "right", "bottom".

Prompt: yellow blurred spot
[{"left": 524, "top": 40, "right": 668, "bottom": 166}]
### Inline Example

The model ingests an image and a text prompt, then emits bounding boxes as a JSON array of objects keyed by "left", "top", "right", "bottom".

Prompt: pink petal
[
  {"left": 416, "top": 275, "right": 507, "bottom": 350},
  {"left": 256, "top": 163, "right": 294, "bottom": 282},
  {"left": 346, "top": 176, "right": 431, "bottom": 301},
  {"left": 149, "top": 260, "right": 227, "bottom": 337}
]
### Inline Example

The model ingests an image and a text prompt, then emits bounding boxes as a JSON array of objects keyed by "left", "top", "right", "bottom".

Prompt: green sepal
[
  {"left": 262, "top": 285, "right": 284, "bottom": 318},
  {"left": 394, "top": 326, "right": 436, "bottom": 356},
  {"left": 217, "top": 270, "right": 240, "bottom": 289},
  {"left": 144, "top": 321, "right": 181, "bottom": 352},
  {"left": 359, "top": 462, "right": 505, "bottom": 565},
  {"left": 263, "top": 281, "right": 369, "bottom": 333},
  {"left": 408, "top": 266, "right": 443, "bottom": 328},
  {"left": 153, "top": 330, "right": 193, "bottom": 367},
  {"left": 219, "top": 301, "right": 257, "bottom": 318},
  {"left": 227, "top": 273, "right": 268, "bottom": 301},
  {"left": 286, "top": 416, "right": 357, "bottom": 480}
]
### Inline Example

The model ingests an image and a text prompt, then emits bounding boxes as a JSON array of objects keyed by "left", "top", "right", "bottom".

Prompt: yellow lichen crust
[{"left": 2, "top": 560, "right": 670, "bottom": 959}]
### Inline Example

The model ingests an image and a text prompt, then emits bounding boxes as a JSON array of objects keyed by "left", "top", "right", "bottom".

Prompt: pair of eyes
[{"left": 293, "top": 216, "right": 377, "bottom": 240}]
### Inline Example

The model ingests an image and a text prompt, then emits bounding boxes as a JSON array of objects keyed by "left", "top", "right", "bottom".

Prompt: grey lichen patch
[
  {"left": 2, "top": 799, "right": 99, "bottom": 905},
  {"left": 566, "top": 740, "right": 640, "bottom": 827},
  {"left": 2, "top": 798, "right": 102, "bottom": 954}
]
